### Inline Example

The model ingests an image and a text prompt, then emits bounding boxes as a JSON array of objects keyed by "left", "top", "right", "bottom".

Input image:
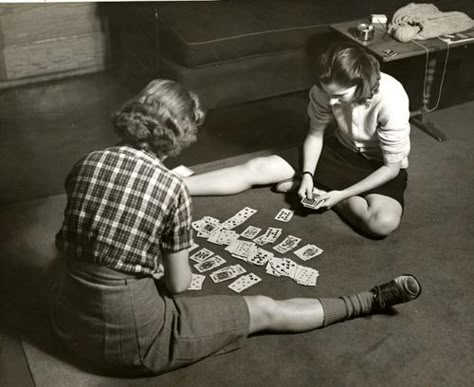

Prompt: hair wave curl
[{"left": 112, "top": 79, "right": 205, "bottom": 159}]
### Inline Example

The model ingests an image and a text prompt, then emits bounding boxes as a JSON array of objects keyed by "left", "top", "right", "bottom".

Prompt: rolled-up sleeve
[
  {"left": 307, "top": 85, "right": 333, "bottom": 131},
  {"left": 377, "top": 91, "right": 411, "bottom": 166},
  {"left": 161, "top": 183, "right": 193, "bottom": 252}
]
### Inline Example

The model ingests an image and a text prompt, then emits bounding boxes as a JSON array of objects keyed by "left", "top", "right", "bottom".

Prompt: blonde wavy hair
[{"left": 112, "top": 79, "right": 205, "bottom": 159}]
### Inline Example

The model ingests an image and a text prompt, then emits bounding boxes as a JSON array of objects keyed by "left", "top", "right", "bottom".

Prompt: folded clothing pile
[{"left": 388, "top": 2, "right": 474, "bottom": 42}]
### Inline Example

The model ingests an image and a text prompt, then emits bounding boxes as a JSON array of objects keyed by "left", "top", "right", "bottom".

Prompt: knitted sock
[{"left": 319, "top": 291, "right": 374, "bottom": 327}]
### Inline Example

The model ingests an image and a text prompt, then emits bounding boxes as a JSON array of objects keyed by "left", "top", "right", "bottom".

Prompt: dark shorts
[
  {"left": 50, "top": 260, "right": 249, "bottom": 376},
  {"left": 276, "top": 135, "right": 408, "bottom": 208}
]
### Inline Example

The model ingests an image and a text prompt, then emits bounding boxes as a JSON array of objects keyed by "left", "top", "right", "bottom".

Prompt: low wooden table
[{"left": 330, "top": 19, "right": 474, "bottom": 142}]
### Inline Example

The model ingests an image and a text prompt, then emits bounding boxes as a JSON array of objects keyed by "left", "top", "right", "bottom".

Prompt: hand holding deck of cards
[{"left": 301, "top": 195, "right": 326, "bottom": 210}]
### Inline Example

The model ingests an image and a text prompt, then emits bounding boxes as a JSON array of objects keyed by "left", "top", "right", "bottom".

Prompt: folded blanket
[{"left": 388, "top": 2, "right": 474, "bottom": 42}]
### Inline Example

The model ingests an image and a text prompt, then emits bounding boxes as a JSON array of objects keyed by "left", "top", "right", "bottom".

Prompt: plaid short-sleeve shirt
[{"left": 56, "top": 146, "right": 193, "bottom": 275}]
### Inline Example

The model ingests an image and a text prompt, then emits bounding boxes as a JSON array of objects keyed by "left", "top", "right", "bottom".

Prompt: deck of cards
[{"left": 301, "top": 196, "right": 326, "bottom": 210}]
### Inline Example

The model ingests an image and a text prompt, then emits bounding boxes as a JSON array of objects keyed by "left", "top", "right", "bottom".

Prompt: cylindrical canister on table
[{"left": 356, "top": 23, "right": 375, "bottom": 41}]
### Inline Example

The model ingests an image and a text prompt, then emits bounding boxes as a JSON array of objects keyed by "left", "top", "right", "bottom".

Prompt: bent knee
[
  {"left": 368, "top": 212, "right": 401, "bottom": 237},
  {"left": 244, "top": 155, "right": 294, "bottom": 181}
]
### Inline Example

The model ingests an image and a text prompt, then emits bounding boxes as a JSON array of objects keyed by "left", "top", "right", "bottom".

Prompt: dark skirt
[
  {"left": 50, "top": 260, "right": 249, "bottom": 376},
  {"left": 277, "top": 135, "right": 408, "bottom": 207}
]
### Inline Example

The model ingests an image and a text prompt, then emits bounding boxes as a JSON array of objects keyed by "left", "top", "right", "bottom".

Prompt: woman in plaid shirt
[{"left": 51, "top": 79, "right": 421, "bottom": 376}]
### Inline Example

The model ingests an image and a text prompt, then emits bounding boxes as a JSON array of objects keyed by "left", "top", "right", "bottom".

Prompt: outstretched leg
[
  {"left": 334, "top": 193, "right": 403, "bottom": 238},
  {"left": 184, "top": 155, "right": 295, "bottom": 196},
  {"left": 245, "top": 275, "right": 421, "bottom": 334}
]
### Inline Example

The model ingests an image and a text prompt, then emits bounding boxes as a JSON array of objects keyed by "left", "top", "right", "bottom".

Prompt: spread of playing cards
[{"left": 187, "top": 206, "right": 323, "bottom": 292}]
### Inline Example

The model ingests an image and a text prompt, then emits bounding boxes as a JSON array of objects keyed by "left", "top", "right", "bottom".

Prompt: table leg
[{"left": 410, "top": 56, "right": 449, "bottom": 142}]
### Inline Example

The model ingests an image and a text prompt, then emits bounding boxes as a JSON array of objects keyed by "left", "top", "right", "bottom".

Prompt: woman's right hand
[{"left": 298, "top": 174, "right": 315, "bottom": 199}]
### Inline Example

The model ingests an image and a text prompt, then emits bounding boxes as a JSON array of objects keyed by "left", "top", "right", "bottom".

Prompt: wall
[{"left": 0, "top": 3, "right": 107, "bottom": 88}]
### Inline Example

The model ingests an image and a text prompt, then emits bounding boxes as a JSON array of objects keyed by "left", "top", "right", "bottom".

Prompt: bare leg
[
  {"left": 184, "top": 155, "right": 295, "bottom": 196},
  {"left": 244, "top": 275, "right": 422, "bottom": 334},
  {"left": 245, "top": 296, "right": 325, "bottom": 334},
  {"left": 334, "top": 193, "right": 403, "bottom": 238}
]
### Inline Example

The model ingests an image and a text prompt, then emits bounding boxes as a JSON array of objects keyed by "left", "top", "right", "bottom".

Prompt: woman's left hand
[{"left": 315, "top": 190, "right": 347, "bottom": 210}]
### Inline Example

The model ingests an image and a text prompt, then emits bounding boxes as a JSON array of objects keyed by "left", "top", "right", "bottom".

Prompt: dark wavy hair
[
  {"left": 112, "top": 79, "right": 205, "bottom": 159},
  {"left": 317, "top": 42, "right": 381, "bottom": 105}
]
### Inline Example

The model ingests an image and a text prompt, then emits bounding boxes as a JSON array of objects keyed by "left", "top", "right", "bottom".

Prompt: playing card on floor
[
  {"left": 225, "top": 240, "right": 257, "bottom": 261},
  {"left": 210, "top": 264, "right": 246, "bottom": 283},
  {"left": 273, "top": 235, "right": 301, "bottom": 254},
  {"left": 194, "top": 255, "right": 226, "bottom": 273},
  {"left": 221, "top": 207, "right": 257, "bottom": 229},
  {"left": 293, "top": 266, "right": 319, "bottom": 286},
  {"left": 261, "top": 227, "right": 282, "bottom": 244},
  {"left": 293, "top": 244, "right": 323, "bottom": 261},
  {"left": 197, "top": 222, "right": 220, "bottom": 238},
  {"left": 187, "top": 274, "right": 206, "bottom": 290},
  {"left": 268, "top": 257, "right": 299, "bottom": 277},
  {"left": 253, "top": 234, "right": 270, "bottom": 246},
  {"left": 240, "top": 225, "right": 262, "bottom": 240},
  {"left": 247, "top": 247, "right": 273, "bottom": 266},
  {"left": 190, "top": 248, "right": 214, "bottom": 263},
  {"left": 274, "top": 208, "right": 295, "bottom": 222},
  {"left": 228, "top": 272, "right": 262, "bottom": 293}
]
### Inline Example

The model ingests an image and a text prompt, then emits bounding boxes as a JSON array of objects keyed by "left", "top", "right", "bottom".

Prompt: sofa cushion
[
  {"left": 156, "top": 0, "right": 373, "bottom": 67},
  {"left": 157, "top": 0, "right": 474, "bottom": 67},
  {"left": 160, "top": 47, "right": 316, "bottom": 109}
]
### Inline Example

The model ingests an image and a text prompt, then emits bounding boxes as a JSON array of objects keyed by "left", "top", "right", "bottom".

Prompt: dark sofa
[{"left": 107, "top": 0, "right": 474, "bottom": 110}]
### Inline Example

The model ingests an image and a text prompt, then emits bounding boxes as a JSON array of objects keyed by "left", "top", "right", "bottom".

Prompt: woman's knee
[
  {"left": 243, "top": 155, "right": 294, "bottom": 182},
  {"left": 368, "top": 210, "right": 401, "bottom": 237}
]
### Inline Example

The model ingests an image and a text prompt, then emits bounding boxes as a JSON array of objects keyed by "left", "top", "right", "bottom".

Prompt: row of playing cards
[{"left": 265, "top": 257, "right": 319, "bottom": 286}]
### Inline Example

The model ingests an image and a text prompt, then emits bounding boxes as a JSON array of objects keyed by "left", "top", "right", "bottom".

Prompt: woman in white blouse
[{"left": 185, "top": 42, "right": 411, "bottom": 238}]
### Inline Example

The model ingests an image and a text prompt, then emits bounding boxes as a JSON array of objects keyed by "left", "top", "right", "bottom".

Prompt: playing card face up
[
  {"left": 240, "top": 225, "right": 262, "bottom": 240},
  {"left": 274, "top": 208, "right": 294, "bottom": 222},
  {"left": 187, "top": 274, "right": 206, "bottom": 290},
  {"left": 207, "top": 227, "right": 239, "bottom": 245},
  {"left": 293, "top": 244, "right": 323, "bottom": 261},
  {"left": 247, "top": 248, "right": 273, "bottom": 266},
  {"left": 264, "top": 256, "right": 319, "bottom": 286},
  {"left": 228, "top": 273, "right": 262, "bottom": 293},
  {"left": 190, "top": 248, "right": 214, "bottom": 263},
  {"left": 225, "top": 240, "right": 257, "bottom": 261},
  {"left": 194, "top": 255, "right": 226, "bottom": 273},
  {"left": 210, "top": 264, "right": 246, "bottom": 283},
  {"left": 221, "top": 207, "right": 257, "bottom": 230},
  {"left": 273, "top": 235, "right": 301, "bottom": 254}
]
